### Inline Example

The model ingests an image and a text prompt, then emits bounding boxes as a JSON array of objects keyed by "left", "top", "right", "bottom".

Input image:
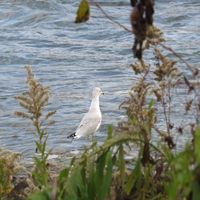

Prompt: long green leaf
[
  {"left": 99, "top": 151, "right": 113, "bottom": 200},
  {"left": 29, "top": 190, "right": 51, "bottom": 200},
  {"left": 68, "top": 166, "right": 88, "bottom": 200},
  {"left": 107, "top": 125, "right": 113, "bottom": 140},
  {"left": 95, "top": 152, "right": 107, "bottom": 182},
  {"left": 87, "top": 158, "right": 96, "bottom": 200},
  {"left": 93, "top": 151, "right": 107, "bottom": 199},
  {"left": 194, "top": 127, "right": 200, "bottom": 164},
  {"left": 192, "top": 180, "right": 200, "bottom": 200},
  {"left": 118, "top": 144, "right": 125, "bottom": 185},
  {"left": 124, "top": 159, "right": 141, "bottom": 195},
  {"left": 57, "top": 168, "right": 70, "bottom": 199}
]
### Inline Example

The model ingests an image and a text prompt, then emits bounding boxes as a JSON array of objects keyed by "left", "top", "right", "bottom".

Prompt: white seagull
[{"left": 67, "top": 87, "right": 104, "bottom": 139}]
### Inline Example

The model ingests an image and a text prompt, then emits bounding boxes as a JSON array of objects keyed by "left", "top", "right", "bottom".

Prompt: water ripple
[{"left": 0, "top": 0, "right": 199, "bottom": 160}]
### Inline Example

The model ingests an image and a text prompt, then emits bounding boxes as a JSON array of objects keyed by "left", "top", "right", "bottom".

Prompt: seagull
[{"left": 67, "top": 87, "right": 104, "bottom": 139}]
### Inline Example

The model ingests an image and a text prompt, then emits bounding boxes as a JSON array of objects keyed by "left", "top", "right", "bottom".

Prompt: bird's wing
[
  {"left": 77, "top": 111, "right": 100, "bottom": 129},
  {"left": 75, "top": 111, "right": 101, "bottom": 137}
]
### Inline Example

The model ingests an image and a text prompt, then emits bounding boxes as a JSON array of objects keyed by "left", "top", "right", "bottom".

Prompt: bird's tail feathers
[{"left": 67, "top": 132, "right": 76, "bottom": 139}]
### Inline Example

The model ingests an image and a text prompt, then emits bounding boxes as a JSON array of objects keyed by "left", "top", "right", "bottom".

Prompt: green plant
[
  {"left": 0, "top": 149, "right": 21, "bottom": 199},
  {"left": 26, "top": 1, "right": 200, "bottom": 199},
  {"left": 29, "top": 127, "right": 114, "bottom": 200},
  {"left": 15, "top": 66, "right": 56, "bottom": 188},
  {"left": 165, "top": 127, "right": 200, "bottom": 200}
]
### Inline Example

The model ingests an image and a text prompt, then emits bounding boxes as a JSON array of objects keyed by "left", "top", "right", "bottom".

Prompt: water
[{"left": 0, "top": 0, "right": 199, "bottom": 161}]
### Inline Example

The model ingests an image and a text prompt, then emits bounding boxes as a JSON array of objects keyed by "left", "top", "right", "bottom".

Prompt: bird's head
[{"left": 92, "top": 87, "right": 104, "bottom": 98}]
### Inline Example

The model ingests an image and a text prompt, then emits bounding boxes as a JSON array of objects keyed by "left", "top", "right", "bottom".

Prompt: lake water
[{"left": 0, "top": 0, "right": 199, "bottom": 161}]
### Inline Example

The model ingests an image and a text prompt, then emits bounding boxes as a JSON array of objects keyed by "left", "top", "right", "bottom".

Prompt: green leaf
[
  {"left": 125, "top": 159, "right": 141, "bottom": 195},
  {"left": 107, "top": 125, "right": 113, "bottom": 140},
  {"left": 68, "top": 166, "right": 88, "bottom": 200},
  {"left": 57, "top": 168, "right": 70, "bottom": 199},
  {"left": 99, "top": 151, "right": 113, "bottom": 200},
  {"left": 94, "top": 152, "right": 107, "bottom": 190},
  {"left": 58, "top": 167, "right": 69, "bottom": 184},
  {"left": 148, "top": 99, "right": 155, "bottom": 109},
  {"left": 166, "top": 146, "right": 193, "bottom": 199},
  {"left": 75, "top": 0, "right": 90, "bottom": 23},
  {"left": 118, "top": 144, "right": 125, "bottom": 184},
  {"left": 192, "top": 180, "right": 200, "bottom": 200},
  {"left": 166, "top": 180, "right": 178, "bottom": 200},
  {"left": 29, "top": 190, "right": 51, "bottom": 200},
  {"left": 194, "top": 127, "right": 200, "bottom": 164},
  {"left": 35, "top": 141, "right": 43, "bottom": 153}
]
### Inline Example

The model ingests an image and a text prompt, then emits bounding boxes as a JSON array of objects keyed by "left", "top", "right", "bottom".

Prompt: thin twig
[
  {"left": 167, "top": 81, "right": 172, "bottom": 135},
  {"left": 162, "top": 90, "right": 170, "bottom": 136},
  {"left": 90, "top": 1, "right": 196, "bottom": 75},
  {"left": 90, "top": 0, "right": 132, "bottom": 33}
]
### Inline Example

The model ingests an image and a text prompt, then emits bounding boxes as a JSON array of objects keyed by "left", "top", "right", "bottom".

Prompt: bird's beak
[{"left": 102, "top": 92, "right": 104, "bottom": 95}]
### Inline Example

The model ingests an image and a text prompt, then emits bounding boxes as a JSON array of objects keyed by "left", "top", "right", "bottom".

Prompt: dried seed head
[
  {"left": 15, "top": 66, "right": 56, "bottom": 135},
  {"left": 131, "top": 60, "right": 148, "bottom": 74},
  {"left": 185, "top": 100, "right": 193, "bottom": 112}
]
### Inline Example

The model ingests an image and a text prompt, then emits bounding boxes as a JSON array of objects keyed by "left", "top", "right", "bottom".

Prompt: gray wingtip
[{"left": 67, "top": 132, "right": 76, "bottom": 139}]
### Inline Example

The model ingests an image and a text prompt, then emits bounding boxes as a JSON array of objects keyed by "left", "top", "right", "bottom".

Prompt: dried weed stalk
[
  {"left": 124, "top": 0, "right": 200, "bottom": 151},
  {"left": 115, "top": 1, "right": 200, "bottom": 198},
  {"left": 15, "top": 66, "right": 56, "bottom": 188},
  {"left": 0, "top": 149, "right": 22, "bottom": 198}
]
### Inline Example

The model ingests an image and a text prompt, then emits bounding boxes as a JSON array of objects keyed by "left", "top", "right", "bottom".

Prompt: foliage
[
  {"left": 56, "top": 146, "right": 113, "bottom": 200},
  {"left": 165, "top": 127, "right": 200, "bottom": 200},
  {"left": 29, "top": 139, "right": 113, "bottom": 200},
  {"left": 15, "top": 66, "right": 56, "bottom": 188},
  {"left": 0, "top": 149, "right": 21, "bottom": 199}
]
